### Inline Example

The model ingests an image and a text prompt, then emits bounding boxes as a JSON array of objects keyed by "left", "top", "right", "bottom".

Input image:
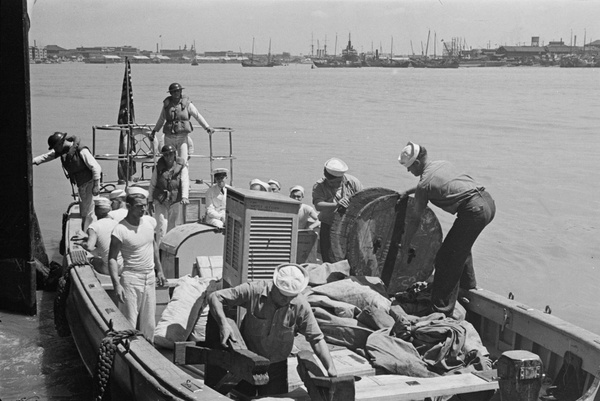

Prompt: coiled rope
[
  {"left": 93, "top": 321, "right": 143, "bottom": 401},
  {"left": 53, "top": 249, "right": 91, "bottom": 337}
]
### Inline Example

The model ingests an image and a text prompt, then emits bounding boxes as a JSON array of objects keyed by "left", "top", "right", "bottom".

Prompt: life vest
[
  {"left": 162, "top": 95, "right": 193, "bottom": 135},
  {"left": 60, "top": 136, "right": 93, "bottom": 186},
  {"left": 153, "top": 156, "right": 185, "bottom": 204}
]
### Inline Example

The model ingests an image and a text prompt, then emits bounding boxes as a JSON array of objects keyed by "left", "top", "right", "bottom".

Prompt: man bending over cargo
[{"left": 207, "top": 263, "right": 337, "bottom": 396}]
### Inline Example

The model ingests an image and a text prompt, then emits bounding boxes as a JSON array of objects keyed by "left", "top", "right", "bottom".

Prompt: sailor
[
  {"left": 108, "top": 188, "right": 128, "bottom": 222},
  {"left": 289, "top": 185, "right": 320, "bottom": 230},
  {"left": 150, "top": 82, "right": 214, "bottom": 162},
  {"left": 205, "top": 167, "right": 229, "bottom": 228},
  {"left": 268, "top": 179, "right": 281, "bottom": 193},
  {"left": 249, "top": 178, "right": 270, "bottom": 192},
  {"left": 398, "top": 142, "right": 496, "bottom": 317},
  {"left": 33, "top": 132, "right": 102, "bottom": 231},
  {"left": 108, "top": 188, "right": 166, "bottom": 343},
  {"left": 312, "top": 158, "right": 363, "bottom": 262},
  {"left": 207, "top": 263, "right": 337, "bottom": 396},
  {"left": 82, "top": 197, "right": 123, "bottom": 275},
  {"left": 148, "top": 145, "right": 189, "bottom": 245}
]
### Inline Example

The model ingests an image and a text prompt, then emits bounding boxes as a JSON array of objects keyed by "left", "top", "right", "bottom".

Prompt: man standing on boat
[
  {"left": 150, "top": 82, "right": 214, "bottom": 162},
  {"left": 207, "top": 263, "right": 337, "bottom": 396},
  {"left": 33, "top": 132, "right": 101, "bottom": 231},
  {"left": 148, "top": 145, "right": 189, "bottom": 245},
  {"left": 398, "top": 142, "right": 496, "bottom": 317},
  {"left": 312, "top": 158, "right": 363, "bottom": 262},
  {"left": 108, "top": 188, "right": 166, "bottom": 343},
  {"left": 289, "top": 185, "right": 320, "bottom": 230},
  {"left": 205, "top": 167, "right": 229, "bottom": 228}
]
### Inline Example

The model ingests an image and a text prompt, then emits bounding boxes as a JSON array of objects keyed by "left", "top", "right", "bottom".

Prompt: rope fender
[
  {"left": 53, "top": 268, "right": 72, "bottom": 337},
  {"left": 93, "top": 320, "right": 142, "bottom": 401}
]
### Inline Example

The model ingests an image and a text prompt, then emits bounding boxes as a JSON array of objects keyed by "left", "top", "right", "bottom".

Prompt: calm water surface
[{"left": 2, "top": 62, "right": 598, "bottom": 399}]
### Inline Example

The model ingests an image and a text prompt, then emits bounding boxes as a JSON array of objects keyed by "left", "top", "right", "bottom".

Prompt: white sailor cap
[
  {"left": 109, "top": 189, "right": 126, "bottom": 200},
  {"left": 289, "top": 185, "right": 305, "bottom": 196},
  {"left": 127, "top": 186, "right": 149, "bottom": 198},
  {"left": 249, "top": 179, "right": 270, "bottom": 192},
  {"left": 398, "top": 141, "right": 421, "bottom": 168},
  {"left": 273, "top": 264, "right": 309, "bottom": 297},
  {"left": 324, "top": 158, "right": 348, "bottom": 177}
]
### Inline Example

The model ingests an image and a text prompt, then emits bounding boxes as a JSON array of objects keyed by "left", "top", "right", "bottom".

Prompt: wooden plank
[
  {"left": 288, "top": 348, "right": 375, "bottom": 391},
  {"left": 353, "top": 371, "right": 498, "bottom": 400}
]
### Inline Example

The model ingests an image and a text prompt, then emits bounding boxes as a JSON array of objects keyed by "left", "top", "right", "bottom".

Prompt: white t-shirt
[
  {"left": 298, "top": 203, "right": 317, "bottom": 229},
  {"left": 112, "top": 215, "right": 157, "bottom": 273},
  {"left": 88, "top": 218, "right": 122, "bottom": 269}
]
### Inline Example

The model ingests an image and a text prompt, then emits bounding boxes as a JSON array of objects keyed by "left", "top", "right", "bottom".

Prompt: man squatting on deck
[
  {"left": 148, "top": 144, "right": 189, "bottom": 245},
  {"left": 108, "top": 188, "right": 166, "bottom": 342},
  {"left": 398, "top": 142, "right": 496, "bottom": 317},
  {"left": 207, "top": 264, "right": 337, "bottom": 396},
  {"left": 33, "top": 132, "right": 101, "bottom": 231},
  {"left": 149, "top": 82, "right": 214, "bottom": 162}
]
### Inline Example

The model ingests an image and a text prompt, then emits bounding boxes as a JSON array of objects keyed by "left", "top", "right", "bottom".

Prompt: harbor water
[{"left": 1, "top": 62, "right": 599, "bottom": 399}]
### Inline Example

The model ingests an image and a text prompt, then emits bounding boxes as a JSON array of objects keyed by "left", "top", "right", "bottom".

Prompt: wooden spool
[
  {"left": 330, "top": 188, "right": 397, "bottom": 262},
  {"left": 343, "top": 194, "right": 443, "bottom": 294}
]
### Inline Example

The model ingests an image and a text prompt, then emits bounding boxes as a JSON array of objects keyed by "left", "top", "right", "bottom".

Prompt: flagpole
[{"left": 125, "top": 56, "right": 131, "bottom": 188}]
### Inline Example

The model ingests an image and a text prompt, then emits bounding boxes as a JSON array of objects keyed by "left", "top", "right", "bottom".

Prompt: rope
[
  {"left": 93, "top": 323, "right": 143, "bottom": 401},
  {"left": 53, "top": 268, "right": 72, "bottom": 337}
]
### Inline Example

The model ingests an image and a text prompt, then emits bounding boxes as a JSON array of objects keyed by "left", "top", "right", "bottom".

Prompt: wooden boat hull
[{"left": 61, "top": 197, "right": 600, "bottom": 400}]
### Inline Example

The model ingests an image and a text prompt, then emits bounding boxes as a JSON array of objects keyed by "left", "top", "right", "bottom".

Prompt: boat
[
  {"left": 242, "top": 38, "right": 275, "bottom": 67},
  {"left": 54, "top": 62, "right": 600, "bottom": 401},
  {"left": 312, "top": 33, "right": 362, "bottom": 68}
]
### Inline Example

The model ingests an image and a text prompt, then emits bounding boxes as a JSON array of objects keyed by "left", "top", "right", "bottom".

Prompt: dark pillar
[{"left": 0, "top": 0, "right": 37, "bottom": 315}]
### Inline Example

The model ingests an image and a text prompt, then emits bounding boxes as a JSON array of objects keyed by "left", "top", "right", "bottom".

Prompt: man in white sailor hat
[
  {"left": 108, "top": 188, "right": 128, "bottom": 222},
  {"left": 205, "top": 167, "right": 229, "bottom": 228},
  {"left": 312, "top": 158, "right": 363, "bottom": 262},
  {"left": 108, "top": 188, "right": 166, "bottom": 343},
  {"left": 398, "top": 141, "right": 496, "bottom": 318},
  {"left": 83, "top": 197, "right": 123, "bottom": 275},
  {"left": 207, "top": 263, "right": 337, "bottom": 396},
  {"left": 249, "top": 178, "right": 270, "bottom": 192},
  {"left": 289, "top": 185, "right": 319, "bottom": 230},
  {"left": 268, "top": 179, "right": 281, "bottom": 193}
]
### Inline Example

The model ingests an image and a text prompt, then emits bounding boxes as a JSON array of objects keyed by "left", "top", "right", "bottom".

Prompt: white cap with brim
[
  {"left": 273, "top": 264, "right": 309, "bottom": 297},
  {"left": 289, "top": 185, "right": 305, "bottom": 196},
  {"left": 398, "top": 141, "right": 420, "bottom": 168},
  {"left": 324, "top": 158, "right": 348, "bottom": 177},
  {"left": 109, "top": 189, "right": 126, "bottom": 200},
  {"left": 213, "top": 167, "right": 229, "bottom": 175},
  {"left": 127, "top": 186, "right": 149, "bottom": 198}
]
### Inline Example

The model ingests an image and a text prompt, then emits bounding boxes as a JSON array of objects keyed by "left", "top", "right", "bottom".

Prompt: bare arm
[
  {"left": 82, "top": 228, "right": 98, "bottom": 252},
  {"left": 311, "top": 338, "right": 337, "bottom": 377},
  {"left": 108, "top": 235, "right": 124, "bottom": 303},
  {"left": 207, "top": 292, "right": 236, "bottom": 347},
  {"left": 153, "top": 239, "right": 166, "bottom": 286}
]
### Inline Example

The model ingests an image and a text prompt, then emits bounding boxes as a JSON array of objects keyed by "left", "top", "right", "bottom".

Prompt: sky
[{"left": 27, "top": 0, "right": 599, "bottom": 56}]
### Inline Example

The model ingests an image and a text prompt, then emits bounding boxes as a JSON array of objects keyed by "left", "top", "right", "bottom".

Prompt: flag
[{"left": 117, "top": 57, "right": 136, "bottom": 180}]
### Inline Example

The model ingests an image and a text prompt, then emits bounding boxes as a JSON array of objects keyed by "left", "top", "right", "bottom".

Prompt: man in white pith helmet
[
  {"left": 207, "top": 263, "right": 337, "bottom": 396},
  {"left": 205, "top": 167, "right": 229, "bottom": 228}
]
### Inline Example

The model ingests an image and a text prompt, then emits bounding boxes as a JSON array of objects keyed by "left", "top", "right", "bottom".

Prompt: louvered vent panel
[
  {"left": 246, "top": 216, "right": 294, "bottom": 280},
  {"left": 224, "top": 216, "right": 242, "bottom": 270}
]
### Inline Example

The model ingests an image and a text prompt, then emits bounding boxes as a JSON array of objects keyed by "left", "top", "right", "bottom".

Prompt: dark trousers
[
  {"left": 431, "top": 190, "right": 496, "bottom": 316},
  {"left": 319, "top": 222, "right": 333, "bottom": 263},
  {"left": 204, "top": 313, "right": 288, "bottom": 396}
]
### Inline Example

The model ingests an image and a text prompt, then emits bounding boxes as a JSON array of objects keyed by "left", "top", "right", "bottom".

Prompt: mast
[
  {"left": 268, "top": 38, "right": 271, "bottom": 63},
  {"left": 425, "top": 30, "right": 430, "bottom": 57},
  {"left": 251, "top": 37, "right": 255, "bottom": 61},
  {"left": 391, "top": 36, "right": 393, "bottom": 59},
  {"left": 434, "top": 32, "right": 436, "bottom": 58},
  {"left": 334, "top": 33, "right": 338, "bottom": 57}
]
